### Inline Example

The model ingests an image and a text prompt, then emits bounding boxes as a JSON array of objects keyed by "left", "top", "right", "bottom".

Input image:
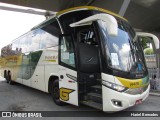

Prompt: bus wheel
[
  {"left": 51, "top": 80, "right": 66, "bottom": 106},
  {"left": 8, "top": 71, "right": 13, "bottom": 85}
]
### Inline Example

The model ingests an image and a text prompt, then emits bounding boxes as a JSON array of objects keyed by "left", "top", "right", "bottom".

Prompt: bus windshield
[{"left": 98, "top": 20, "right": 147, "bottom": 73}]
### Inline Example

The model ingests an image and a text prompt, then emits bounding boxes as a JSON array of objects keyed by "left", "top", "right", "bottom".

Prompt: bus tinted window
[
  {"left": 41, "top": 20, "right": 61, "bottom": 49},
  {"left": 12, "top": 40, "right": 21, "bottom": 55},
  {"left": 60, "top": 36, "right": 75, "bottom": 68},
  {"left": 19, "top": 35, "right": 29, "bottom": 53},
  {"left": 9, "top": 19, "right": 61, "bottom": 54},
  {"left": 39, "top": 30, "right": 59, "bottom": 49},
  {"left": 59, "top": 10, "right": 92, "bottom": 35},
  {"left": 29, "top": 29, "right": 41, "bottom": 52}
]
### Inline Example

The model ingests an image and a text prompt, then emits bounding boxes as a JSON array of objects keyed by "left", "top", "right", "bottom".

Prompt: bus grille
[{"left": 124, "top": 85, "right": 149, "bottom": 95}]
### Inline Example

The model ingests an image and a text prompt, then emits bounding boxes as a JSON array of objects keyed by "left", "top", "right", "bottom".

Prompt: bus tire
[{"left": 51, "top": 80, "right": 66, "bottom": 106}]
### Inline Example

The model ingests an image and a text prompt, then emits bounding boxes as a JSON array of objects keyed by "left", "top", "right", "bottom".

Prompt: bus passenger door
[{"left": 58, "top": 35, "right": 78, "bottom": 106}]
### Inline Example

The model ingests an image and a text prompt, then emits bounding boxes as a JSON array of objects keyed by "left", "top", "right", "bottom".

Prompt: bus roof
[
  {"left": 32, "top": 6, "right": 127, "bottom": 30},
  {"left": 56, "top": 6, "right": 127, "bottom": 21}
]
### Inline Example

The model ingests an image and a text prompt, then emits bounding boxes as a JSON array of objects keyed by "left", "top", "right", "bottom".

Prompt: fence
[
  {"left": 145, "top": 54, "right": 160, "bottom": 90},
  {"left": 145, "top": 54, "right": 157, "bottom": 78}
]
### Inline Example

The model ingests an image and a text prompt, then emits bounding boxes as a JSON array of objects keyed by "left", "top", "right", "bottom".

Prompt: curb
[{"left": 149, "top": 92, "right": 160, "bottom": 97}]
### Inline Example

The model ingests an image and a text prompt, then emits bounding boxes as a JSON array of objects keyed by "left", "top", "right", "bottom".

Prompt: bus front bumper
[{"left": 102, "top": 84, "right": 150, "bottom": 112}]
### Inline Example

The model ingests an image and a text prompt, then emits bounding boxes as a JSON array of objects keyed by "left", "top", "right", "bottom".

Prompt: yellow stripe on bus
[
  {"left": 56, "top": 6, "right": 127, "bottom": 21},
  {"left": 44, "top": 60, "right": 56, "bottom": 62},
  {"left": 116, "top": 77, "right": 143, "bottom": 88}
]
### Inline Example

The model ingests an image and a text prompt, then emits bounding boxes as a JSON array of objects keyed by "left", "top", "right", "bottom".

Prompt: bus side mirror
[
  {"left": 70, "top": 13, "right": 118, "bottom": 36},
  {"left": 136, "top": 32, "right": 160, "bottom": 50}
]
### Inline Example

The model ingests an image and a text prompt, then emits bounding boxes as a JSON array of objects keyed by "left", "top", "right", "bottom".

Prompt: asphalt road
[{"left": 0, "top": 77, "right": 160, "bottom": 120}]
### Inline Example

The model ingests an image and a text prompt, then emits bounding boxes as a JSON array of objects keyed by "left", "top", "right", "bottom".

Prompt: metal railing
[{"left": 145, "top": 54, "right": 160, "bottom": 90}]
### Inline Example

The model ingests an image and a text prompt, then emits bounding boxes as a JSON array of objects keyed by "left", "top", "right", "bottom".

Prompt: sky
[{"left": 0, "top": 6, "right": 45, "bottom": 51}]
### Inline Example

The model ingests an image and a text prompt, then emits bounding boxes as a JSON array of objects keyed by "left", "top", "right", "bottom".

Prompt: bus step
[
  {"left": 82, "top": 100, "right": 102, "bottom": 110},
  {"left": 87, "top": 92, "right": 102, "bottom": 103},
  {"left": 90, "top": 85, "right": 102, "bottom": 94}
]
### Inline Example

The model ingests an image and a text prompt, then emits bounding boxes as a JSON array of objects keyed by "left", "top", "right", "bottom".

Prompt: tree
[
  {"left": 140, "top": 37, "right": 148, "bottom": 50},
  {"left": 144, "top": 48, "right": 154, "bottom": 55}
]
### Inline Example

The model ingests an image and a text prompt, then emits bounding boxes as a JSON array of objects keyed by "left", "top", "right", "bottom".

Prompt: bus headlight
[{"left": 102, "top": 80, "right": 127, "bottom": 92}]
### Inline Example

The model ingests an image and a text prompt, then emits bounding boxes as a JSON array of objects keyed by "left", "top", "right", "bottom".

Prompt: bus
[{"left": 0, "top": 6, "right": 159, "bottom": 112}]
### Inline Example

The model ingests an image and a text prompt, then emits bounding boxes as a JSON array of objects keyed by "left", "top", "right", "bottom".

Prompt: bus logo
[{"left": 60, "top": 88, "right": 75, "bottom": 101}]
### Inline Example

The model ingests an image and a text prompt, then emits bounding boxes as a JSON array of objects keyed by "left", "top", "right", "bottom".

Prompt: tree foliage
[
  {"left": 144, "top": 48, "right": 154, "bottom": 55},
  {"left": 140, "top": 37, "right": 148, "bottom": 50}
]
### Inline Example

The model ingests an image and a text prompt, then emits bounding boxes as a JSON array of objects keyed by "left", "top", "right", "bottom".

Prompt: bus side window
[
  {"left": 41, "top": 20, "right": 61, "bottom": 49},
  {"left": 59, "top": 36, "right": 76, "bottom": 68}
]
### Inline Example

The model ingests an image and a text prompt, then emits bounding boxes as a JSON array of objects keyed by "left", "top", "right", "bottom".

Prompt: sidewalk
[
  {"left": 0, "top": 76, "right": 5, "bottom": 81},
  {"left": 149, "top": 90, "right": 160, "bottom": 97}
]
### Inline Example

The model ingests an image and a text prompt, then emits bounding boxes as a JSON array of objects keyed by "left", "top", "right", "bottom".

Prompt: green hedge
[{"left": 144, "top": 48, "right": 153, "bottom": 55}]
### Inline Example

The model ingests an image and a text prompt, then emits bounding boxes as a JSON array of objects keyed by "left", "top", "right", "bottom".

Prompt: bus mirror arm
[{"left": 69, "top": 13, "right": 118, "bottom": 36}]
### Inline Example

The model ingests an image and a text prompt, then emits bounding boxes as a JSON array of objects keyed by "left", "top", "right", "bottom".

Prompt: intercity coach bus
[{"left": 0, "top": 6, "right": 159, "bottom": 112}]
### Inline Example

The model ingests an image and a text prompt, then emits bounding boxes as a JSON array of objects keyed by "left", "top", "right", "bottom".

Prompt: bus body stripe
[
  {"left": 116, "top": 76, "right": 149, "bottom": 89},
  {"left": 56, "top": 6, "right": 127, "bottom": 21}
]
